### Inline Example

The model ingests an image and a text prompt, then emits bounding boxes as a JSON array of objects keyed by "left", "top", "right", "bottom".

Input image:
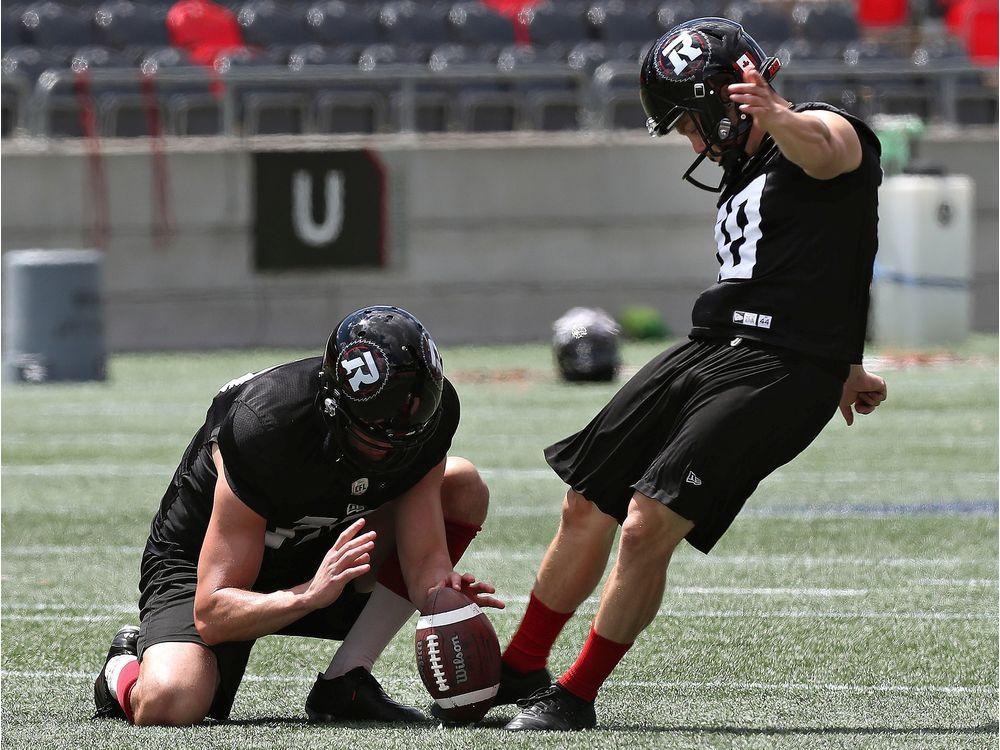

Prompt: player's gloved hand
[
  {"left": 839, "top": 364, "right": 887, "bottom": 425},
  {"left": 431, "top": 572, "right": 505, "bottom": 610},
  {"left": 303, "top": 518, "right": 377, "bottom": 611}
]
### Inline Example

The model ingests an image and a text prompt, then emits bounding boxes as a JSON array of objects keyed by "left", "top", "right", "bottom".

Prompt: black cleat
[
  {"left": 503, "top": 683, "right": 597, "bottom": 731},
  {"left": 495, "top": 662, "right": 552, "bottom": 705},
  {"left": 306, "top": 667, "right": 425, "bottom": 724},
  {"left": 428, "top": 661, "right": 552, "bottom": 723},
  {"left": 93, "top": 625, "right": 140, "bottom": 720}
]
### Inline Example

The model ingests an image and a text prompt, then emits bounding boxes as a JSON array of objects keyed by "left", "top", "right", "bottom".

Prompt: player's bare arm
[
  {"left": 839, "top": 364, "right": 888, "bottom": 426},
  {"left": 193, "top": 444, "right": 375, "bottom": 645},
  {"left": 728, "top": 66, "right": 863, "bottom": 180},
  {"left": 394, "top": 458, "right": 503, "bottom": 610}
]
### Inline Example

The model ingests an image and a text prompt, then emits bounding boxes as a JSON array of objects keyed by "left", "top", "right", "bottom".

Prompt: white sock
[
  {"left": 104, "top": 654, "right": 138, "bottom": 700},
  {"left": 323, "top": 584, "right": 415, "bottom": 680}
]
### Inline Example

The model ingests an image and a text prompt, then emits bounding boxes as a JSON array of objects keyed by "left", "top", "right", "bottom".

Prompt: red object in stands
[
  {"left": 963, "top": 0, "right": 998, "bottom": 63},
  {"left": 167, "top": 0, "right": 244, "bottom": 66},
  {"left": 482, "top": 0, "right": 541, "bottom": 44},
  {"left": 945, "top": 0, "right": 998, "bottom": 63},
  {"left": 857, "top": 0, "right": 909, "bottom": 27}
]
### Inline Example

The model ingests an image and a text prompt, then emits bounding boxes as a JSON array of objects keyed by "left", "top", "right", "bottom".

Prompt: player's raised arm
[
  {"left": 727, "top": 66, "right": 862, "bottom": 180},
  {"left": 193, "top": 445, "right": 375, "bottom": 645}
]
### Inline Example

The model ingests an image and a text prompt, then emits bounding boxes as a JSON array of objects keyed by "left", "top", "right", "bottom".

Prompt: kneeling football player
[{"left": 93, "top": 306, "right": 503, "bottom": 726}]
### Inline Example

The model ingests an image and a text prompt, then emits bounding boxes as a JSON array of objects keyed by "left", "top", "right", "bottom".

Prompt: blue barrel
[{"left": 3, "top": 249, "right": 106, "bottom": 382}]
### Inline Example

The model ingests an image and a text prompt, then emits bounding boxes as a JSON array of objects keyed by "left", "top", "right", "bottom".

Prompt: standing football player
[
  {"left": 500, "top": 18, "right": 888, "bottom": 730},
  {"left": 93, "top": 306, "right": 503, "bottom": 726}
]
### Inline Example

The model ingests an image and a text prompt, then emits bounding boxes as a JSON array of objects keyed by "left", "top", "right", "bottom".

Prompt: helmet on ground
[
  {"left": 640, "top": 17, "right": 781, "bottom": 192},
  {"left": 320, "top": 306, "right": 444, "bottom": 470},
  {"left": 553, "top": 307, "right": 621, "bottom": 383}
]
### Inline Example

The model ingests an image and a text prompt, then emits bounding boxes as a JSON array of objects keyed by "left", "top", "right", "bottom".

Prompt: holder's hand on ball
[{"left": 431, "top": 572, "right": 505, "bottom": 610}]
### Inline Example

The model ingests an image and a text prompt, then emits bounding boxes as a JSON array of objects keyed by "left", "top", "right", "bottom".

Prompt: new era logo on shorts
[
  {"left": 733, "top": 310, "right": 772, "bottom": 329},
  {"left": 685, "top": 471, "right": 702, "bottom": 486}
]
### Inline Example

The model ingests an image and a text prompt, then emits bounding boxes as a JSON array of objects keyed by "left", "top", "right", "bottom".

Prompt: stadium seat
[
  {"left": 212, "top": 46, "right": 311, "bottom": 133},
  {"left": 288, "top": 41, "right": 358, "bottom": 67},
  {"left": 2, "top": 44, "right": 66, "bottom": 82},
  {"left": 497, "top": 43, "right": 577, "bottom": 131},
  {"left": 520, "top": 2, "right": 589, "bottom": 57},
  {"left": 237, "top": 0, "right": 311, "bottom": 60},
  {"left": 3, "top": 8, "right": 27, "bottom": 51},
  {"left": 306, "top": 0, "right": 382, "bottom": 52},
  {"left": 795, "top": 3, "right": 857, "bottom": 45},
  {"left": 687, "top": 0, "right": 729, "bottom": 17},
  {"left": 725, "top": 2, "right": 792, "bottom": 49},
  {"left": 378, "top": 1, "right": 451, "bottom": 61},
  {"left": 843, "top": 39, "right": 899, "bottom": 65},
  {"left": 567, "top": 40, "right": 608, "bottom": 73},
  {"left": 593, "top": 59, "right": 644, "bottom": 129},
  {"left": 654, "top": 1, "right": 697, "bottom": 33},
  {"left": 141, "top": 41, "right": 223, "bottom": 136},
  {"left": 94, "top": 1, "right": 168, "bottom": 59},
  {"left": 587, "top": 2, "right": 655, "bottom": 46},
  {"left": 0, "top": 45, "right": 52, "bottom": 134},
  {"left": 19, "top": 2, "right": 96, "bottom": 51},
  {"left": 448, "top": 2, "right": 515, "bottom": 59},
  {"left": 291, "top": 42, "right": 389, "bottom": 133}
]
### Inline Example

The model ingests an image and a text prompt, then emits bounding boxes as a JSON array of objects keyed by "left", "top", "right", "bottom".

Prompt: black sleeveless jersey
[
  {"left": 145, "top": 357, "right": 460, "bottom": 563},
  {"left": 689, "top": 103, "right": 882, "bottom": 364}
]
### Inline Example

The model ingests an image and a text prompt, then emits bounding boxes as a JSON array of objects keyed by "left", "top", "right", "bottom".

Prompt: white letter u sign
[{"left": 292, "top": 170, "right": 344, "bottom": 247}]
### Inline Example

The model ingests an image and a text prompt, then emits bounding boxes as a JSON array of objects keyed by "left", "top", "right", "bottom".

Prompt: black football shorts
[
  {"left": 544, "top": 337, "right": 846, "bottom": 553},
  {"left": 136, "top": 514, "right": 370, "bottom": 721}
]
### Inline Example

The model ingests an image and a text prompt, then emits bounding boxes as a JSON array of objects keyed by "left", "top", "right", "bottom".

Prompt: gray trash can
[{"left": 3, "top": 249, "right": 106, "bottom": 382}]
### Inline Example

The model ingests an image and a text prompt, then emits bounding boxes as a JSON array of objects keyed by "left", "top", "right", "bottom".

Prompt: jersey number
[
  {"left": 715, "top": 173, "right": 766, "bottom": 281},
  {"left": 342, "top": 351, "right": 381, "bottom": 393}
]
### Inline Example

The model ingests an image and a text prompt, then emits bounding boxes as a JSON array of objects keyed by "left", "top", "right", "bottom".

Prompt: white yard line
[{"left": 1, "top": 669, "right": 992, "bottom": 696}]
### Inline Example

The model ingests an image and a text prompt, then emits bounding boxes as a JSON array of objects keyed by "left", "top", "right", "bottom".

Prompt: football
[{"left": 415, "top": 586, "right": 501, "bottom": 724}]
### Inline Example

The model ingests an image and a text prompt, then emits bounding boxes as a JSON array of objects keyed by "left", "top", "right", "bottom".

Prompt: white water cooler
[{"left": 872, "top": 174, "right": 974, "bottom": 347}]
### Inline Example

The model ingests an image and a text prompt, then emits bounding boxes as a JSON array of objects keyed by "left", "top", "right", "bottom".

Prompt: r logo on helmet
[
  {"left": 340, "top": 342, "right": 388, "bottom": 400},
  {"left": 660, "top": 31, "right": 705, "bottom": 76}
]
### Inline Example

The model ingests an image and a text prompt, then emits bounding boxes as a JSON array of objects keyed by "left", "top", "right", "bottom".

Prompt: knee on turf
[
  {"left": 441, "top": 457, "right": 489, "bottom": 526},
  {"left": 132, "top": 669, "right": 215, "bottom": 726}
]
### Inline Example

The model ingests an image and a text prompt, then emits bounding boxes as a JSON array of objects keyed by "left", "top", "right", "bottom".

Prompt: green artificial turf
[{"left": 2, "top": 338, "right": 997, "bottom": 749}]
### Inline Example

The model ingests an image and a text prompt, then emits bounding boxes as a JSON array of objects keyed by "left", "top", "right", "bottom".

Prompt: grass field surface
[{"left": 2, "top": 338, "right": 998, "bottom": 749}]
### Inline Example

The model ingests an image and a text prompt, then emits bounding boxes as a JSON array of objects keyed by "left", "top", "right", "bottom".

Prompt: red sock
[
  {"left": 116, "top": 659, "right": 140, "bottom": 723},
  {"left": 502, "top": 591, "right": 574, "bottom": 674},
  {"left": 557, "top": 624, "right": 632, "bottom": 702},
  {"left": 376, "top": 518, "right": 482, "bottom": 601}
]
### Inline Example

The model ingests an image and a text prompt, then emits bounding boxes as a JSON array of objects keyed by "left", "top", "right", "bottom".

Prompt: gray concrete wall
[{"left": 2, "top": 130, "right": 996, "bottom": 350}]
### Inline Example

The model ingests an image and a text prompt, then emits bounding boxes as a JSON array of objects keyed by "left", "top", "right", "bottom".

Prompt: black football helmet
[
  {"left": 553, "top": 307, "right": 621, "bottom": 383},
  {"left": 319, "top": 306, "right": 444, "bottom": 471},
  {"left": 640, "top": 17, "right": 781, "bottom": 192}
]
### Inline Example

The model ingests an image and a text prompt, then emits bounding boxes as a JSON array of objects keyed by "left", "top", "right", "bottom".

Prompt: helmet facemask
[
  {"left": 320, "top": 383, "right": 442, "bottom": 472},
  {"left": 644, "top": 72, "right": 755, "bottom": 192}
]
